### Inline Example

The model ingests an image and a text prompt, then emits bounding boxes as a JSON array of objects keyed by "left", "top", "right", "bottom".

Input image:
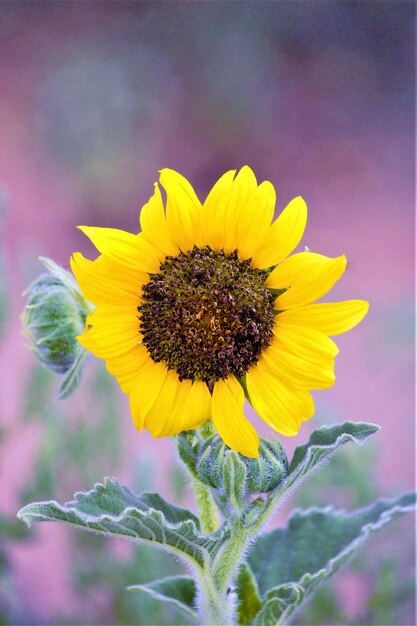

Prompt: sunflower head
[
  {"left": 71, "top": 166, "right": 369, "bottom": 458},
  {"left": 139, "top": 246, "right": 276, "bottom": 386}
]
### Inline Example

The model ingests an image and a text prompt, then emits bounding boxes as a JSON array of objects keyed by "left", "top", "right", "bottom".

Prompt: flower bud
[
  {"left": 195, "top": 434, "right": 289, "bottom": 494},
  {"left": 245, "top": 438, "right": 289, "bottom": 492},
  {"left": 22, "top": 258, "right": 89, "bottom": 375}
]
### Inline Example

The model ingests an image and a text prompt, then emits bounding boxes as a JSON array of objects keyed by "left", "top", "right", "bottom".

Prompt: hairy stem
[
  {"left": 194, "top": 517, "right": 253, "bottom": 625},
  {"left": 213, "top": 520, "right": 251, "bottom": 593},
  {"left": 195, "top": 569, "right": 235, "bottom": 626}
]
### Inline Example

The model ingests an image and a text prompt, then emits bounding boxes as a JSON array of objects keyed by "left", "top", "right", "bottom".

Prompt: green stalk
[
  {"left": 195, "top": 521, "right": 253, "bottom": 625},
  {"left": 212, "top": 520, "right": 251, "bottom": 593},
  {"left": 177, "top": 420, "right": 275, "bottom": 625},
  {"left": 195, "top": 567, "right": 234, "bottom": 626}
]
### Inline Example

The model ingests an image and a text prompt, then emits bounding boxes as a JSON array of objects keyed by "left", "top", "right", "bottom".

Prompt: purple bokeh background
[{"left": 0, "top": 2, "right": 414, "bottom": 625}]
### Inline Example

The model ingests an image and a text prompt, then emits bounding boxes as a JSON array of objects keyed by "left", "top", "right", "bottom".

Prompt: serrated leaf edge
[
  {"left": 289, "top": 422, "right": 380, "bottom": 472},
  {"left": 272, "top": 422, "right": 380, "bottom": 503},
  {"left": 17, "top": 478, "right": 224, "bottom": 569},
  {"left": 296, "top": 494, "right": 415, "bottom": 590},
  {"left": 251, "top": 493, "right": 416, "bottom": 626}
]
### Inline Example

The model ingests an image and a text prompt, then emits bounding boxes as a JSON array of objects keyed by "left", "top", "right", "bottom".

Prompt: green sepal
[
  {"left": 57, "top": 348, "right": 89, "bottom": 400},
  {"left": 245, "top": 438, "right": 288, "bottom": 493},
  {"left": 236, "top": 563, "right": 262, "bottom": 626},
  {"left": 196, "top": 436, "right": 226, "bottom": 488},
  {"left": 184, "top": 433, "right": 288, "bottom": 496},
  {"left": 128, "top": 576, "right": 197, "bottom": 622},
  {"left": 192, "top": 478, "right": 220, "bottom": 533},
  {"left": 242, "top": 497, "right": 267, "bottom": 527},
  {"left": 38, "top": 257, "right": 83, "bottom": 300},
  {"left": 248, "top": 492, "right": 416, "bottom": 625},
  {"left": 222, "top": 450, "right": 247, "bottom": 513},
  {"left": 17, "top": 477, "right": 224, "bottom": 570},
  {"left": 177, "top": 432, "right": 200, "bottom": 481}
]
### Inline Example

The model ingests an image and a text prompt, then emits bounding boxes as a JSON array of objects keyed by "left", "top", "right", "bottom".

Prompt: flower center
[{"left": 138, "top": 246, "right": 275, "bottom": 384}]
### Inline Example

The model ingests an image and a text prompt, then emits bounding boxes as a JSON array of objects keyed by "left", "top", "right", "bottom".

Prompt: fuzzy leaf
[
  {"left": 253, "top": 583, "right": 304, "bottom": 626},
  {"left": 236, "top": 563, "right": 262, "bottom": 626},
  {"left": 274, "top": 421, "right": 379, "bottom": 500},
  {"left": 17, "top": 478, "right": 223, "bottom": 569},
  {"left": 249, "top": 492, "right": 416, "bottom": 625},
  {"left": 128, "top": 576, "right": 197, "bottom": 622},
  {"left": 57, "top": 347, "right": 88, "bottom": 399}
]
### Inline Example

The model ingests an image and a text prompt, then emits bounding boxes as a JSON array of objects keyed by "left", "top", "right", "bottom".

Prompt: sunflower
[{"left": 71, "top": 167, "right": 368, "bottom": 458}]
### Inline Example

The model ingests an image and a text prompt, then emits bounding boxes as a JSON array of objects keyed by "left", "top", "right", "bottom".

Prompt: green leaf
[
  {"left": 253, "top": 583, "right": 304, "bottom": 626},
  {"left": 248, "top": 492, "right": 416, "bottom": 625},
  {"left": 56, "top": 347, "right": 88, "bottom": 400},
  {"left": 17, "top": 478, "right": 223, "bottom": 570},
  {"left": 236, "top": 563, "right": 262, "bottom": 626},
  {"left": 289, "top": 421, "right": 379, "bottom": 473},
  {"left": 276, "top": 421, "right": 379, "bottom": 499},
  {"left": 222, "top": 450, "right": 247, "bottom": 513},
  {"left": 128, "top": 576, "right": 197, "bottom": 622}
]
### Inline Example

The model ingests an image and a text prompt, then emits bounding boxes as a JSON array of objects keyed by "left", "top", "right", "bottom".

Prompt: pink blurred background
[{"left": 0, "top": 2, "right": 414, "bottom": 625}]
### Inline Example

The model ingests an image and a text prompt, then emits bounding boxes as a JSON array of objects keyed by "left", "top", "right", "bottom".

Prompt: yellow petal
[
  {"left": 273, "top": 254, "right": 347, "bottom": 309},
  {"left": 223, "top": 166, "right": 258, "bottom": 253},
  {"left": 78, "top": 226, "right": 160, "bottom": 273},
  {"left": 211, "top": 376, "right": 259, "bottom": 458},
  {"left": 159, "top": 168, "right": 202, "bottom": 252},
  {"left": 266, "top": 252, "right": 328, "bottom": 287},
  {"left": 87, "top": 304, "right": 140, "bottom": 326},
  {"left": 106, "top": 344, "right": 153, "bottom": 392},
  {"left": 261, "top": 339, "right": 335, "bottom": 390},
  {"left": 273, "top": 321, "right": 339, "bottom": 365},
  {"left": 144, "top": 369, "right": 183, "bottom": 436},
  {"left": 296, "top": 389, "right": 315, "bottom": 422},
  {"left": 77, "top": 308, "right": 141, "bottom": 359},
  {"left": 252, "top": 196, "right": 307, "bottom": 268},
  {"left": 237, "top": 181, "right": 276, "bottom": 260},
  {"left": 163, "top": 378, "right": 195, "bottom": 434},
  {"left": 154, "top": 378, "right": 212, "bottom": 434},
  {"left": 77, "top": 329, "right": 140, "bottom": 359},
  {"left": 71, "top": 252, "right": 147, "bottom": 306},
  {"left": 177, "top": 380, "right": 212, "bottom": 432},
  {"left": 278, "top": 300, "right": 369, "bottom": 336},
  {"left": 139, "top": 183, "right": 179, "bottom": 258},
  {"left": 200, "top": 170, "right": 236, "bottom": 250},
  {"left": 129, "top": 362, "right": 168, "bottom": 431},
  {"left": 246, "top": 362, "right": 301, "bottom": 435}
]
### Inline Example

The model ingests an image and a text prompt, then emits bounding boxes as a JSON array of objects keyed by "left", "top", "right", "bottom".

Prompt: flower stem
[
  {"left": 213, "top": 520, "right": 250, "bottom": 592},
  {"left": 195, "top": 520, "right": 252, "bottom": 625},
  {"left": 195, "top": 569, "right": 234, "bottom": 625}
]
